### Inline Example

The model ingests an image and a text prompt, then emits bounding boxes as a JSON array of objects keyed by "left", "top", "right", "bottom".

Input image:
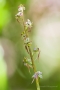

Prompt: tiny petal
[
  {"left": 18, "top": 4, "right": 25, "bottom": 12},
  {"left": 32, "top": 71, "right": 42, "bottom": 79},
  {"left": 32, "top": 73, "right": 38, "bottom": 79},
  {"left": 25, "top": 19, "right": 32, "bottom": 28},
  {"left": 33, "top": 48, "right": 39, "bottom": 52},
  {"left": 31, "top": 78, "right": 35, "bottom": 84},
  {"left": 24, "top": 37, "right": 30, "bottom": 44},
  {"left": 37, "top": 71, "right": 42, "bottom": 75},
  {"left": 15, "top": 12, "right": 23, "bottom": 17},
  {"left": 39, "top": 74, "right": 42, "bottom": 78},
  {"left": 24, "top": 63, "right": 27, "bottom": 66},
  {"left": 27, "top": 59, "right": 32, "bottom": 64}
]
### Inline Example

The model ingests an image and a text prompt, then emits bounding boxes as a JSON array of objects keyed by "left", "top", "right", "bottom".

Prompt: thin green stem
[
  {"left": 28, "top": 46, "right": 40, "bottom": 90},
  {"left": 22, "top": 15, "right": 40, "bottom": 90}
]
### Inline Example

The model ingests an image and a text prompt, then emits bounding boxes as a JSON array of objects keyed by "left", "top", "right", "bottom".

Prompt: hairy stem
[{"left": 28, "top": 46, "right": 40, "bottom": 90}]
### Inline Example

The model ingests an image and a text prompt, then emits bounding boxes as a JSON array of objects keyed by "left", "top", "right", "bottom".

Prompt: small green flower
[
  {"left": 33, "top": 48, "right": 40, "bottom": 60},
  {"left": 32, "top": 71, "right": 42, "bottom": 83},
  {"left": 18, "top": 4, "right": 25, "bottom": 12},
  {"left": 32, "top": 71, "right": 42, "bottom": 79},
  {"left": 33, "top": 48, "right": 39, "bottom": 52},
  {"left": 24, "top": 37, "right": 30, "bottom": 43},
  {"left": 24, "top": 62, "right": 32, "bottom": 73},
  {"left": 23, "top": 57, "right": 32, "bottom": 65},
  {"left": 25, "top": 19, "right": 32, "bottom": 29},
  {"left": 15, "top": 12, "right": 23, "bottom": 17}
]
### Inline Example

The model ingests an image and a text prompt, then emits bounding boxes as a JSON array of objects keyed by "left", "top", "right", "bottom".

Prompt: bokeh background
[{"left": 0, "top": 0, "right": 60, "bottom": 90}]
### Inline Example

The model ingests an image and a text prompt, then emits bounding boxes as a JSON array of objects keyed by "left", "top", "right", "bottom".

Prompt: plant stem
[
  {"left": 28, "top": 46, "right": 40, "bottom": 90},
  {"left": 22, "top": 16, "right": 40, "bottom": 90}
]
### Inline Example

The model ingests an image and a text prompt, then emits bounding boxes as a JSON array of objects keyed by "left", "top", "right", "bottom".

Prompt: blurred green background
[{"left": 0, "top": 0, "right": 60, "bottom": 90}]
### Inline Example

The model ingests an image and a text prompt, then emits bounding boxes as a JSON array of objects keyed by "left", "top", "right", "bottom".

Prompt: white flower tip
[
  {"left": 24, "top": 38, "right": 30, "bottom": 43},
  {"left": 18, "top": 4, "right": 25, "bottom": 12},
  {"left": 25, "top": 19, "right": 32, "bottom": 28},
  {"left": 16, "top": 12, "right": 23, "bottom": 17},
  {"left": 38, "top": 71, "right": 42, "bottom": 74}
]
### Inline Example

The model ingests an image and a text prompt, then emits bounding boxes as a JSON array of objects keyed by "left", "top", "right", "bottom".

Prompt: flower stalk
[
  {"left": 15, "top": 4, "right": 42, "bottom": 90},
  {"left": 28, "top": 46, "right": 40, "bottom": 90}
]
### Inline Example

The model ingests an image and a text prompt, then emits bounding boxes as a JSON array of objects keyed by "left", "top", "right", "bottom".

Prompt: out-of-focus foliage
[
  {"left": 0, "top": 45, "right": 7, "bottom": 90},
  {"left": 0, "top": 0, "right": 11, "bottom": 32}
]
